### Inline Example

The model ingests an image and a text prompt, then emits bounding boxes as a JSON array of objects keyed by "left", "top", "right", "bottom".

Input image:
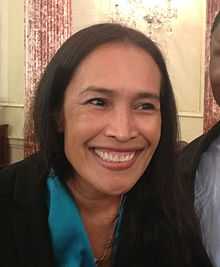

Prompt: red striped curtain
[
  {"left": 204, "top": 1, "right": 220, "bottom": 132},
  {"left": 24, "top": 0, "right": 72, "bottom": 156}
]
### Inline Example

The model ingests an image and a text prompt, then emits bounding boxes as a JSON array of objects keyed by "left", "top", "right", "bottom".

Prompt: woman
[{"left": 0, "top": 23, "right": 212, "bottom": 267}]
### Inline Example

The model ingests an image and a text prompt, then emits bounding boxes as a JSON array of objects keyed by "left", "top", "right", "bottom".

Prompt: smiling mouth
[{"left": 94, "top": 149, "right": 136, "bottom": 163}]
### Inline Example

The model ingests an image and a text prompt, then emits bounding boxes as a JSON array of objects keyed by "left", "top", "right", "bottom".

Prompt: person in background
[
  {"left": 178, "top": 10, "right": 220, "bottom": 267},
  {"left": 0, "top": 23, "right": 212, "bottom": 267}
]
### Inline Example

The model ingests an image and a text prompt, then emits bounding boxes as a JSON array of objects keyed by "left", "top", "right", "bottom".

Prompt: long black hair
[{"left": 33, "top": 23, "right": 211, "bottom": 267}]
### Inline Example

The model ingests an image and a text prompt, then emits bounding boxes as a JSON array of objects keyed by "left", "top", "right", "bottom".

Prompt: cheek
[
  {"left": 63, "top": 111, "right": 105, "bottom": 151},
  {"left": 139, "top": 116, "right": 161, "bottom": 145},
  {"left": 62, "top": 112, "right": 85, "bottom": 159}
]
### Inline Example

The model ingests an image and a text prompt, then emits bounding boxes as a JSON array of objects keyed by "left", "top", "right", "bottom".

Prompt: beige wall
[
  {"left": 0, "top": 0, "right": 24, "bottom": 162},
  {"left": 0, "top": 0, "right": 206, "bottom": 162},
  {"left": 170, "top": 1, "right": 206, "bottom": 142}
]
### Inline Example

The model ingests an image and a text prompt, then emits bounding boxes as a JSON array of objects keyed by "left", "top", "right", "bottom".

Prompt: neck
[
  {"left": 66, "top": 178, "right": 122, "bottom": 264},
  {"left": 66, "top": 178, "right": 122, "bottom": 221}
]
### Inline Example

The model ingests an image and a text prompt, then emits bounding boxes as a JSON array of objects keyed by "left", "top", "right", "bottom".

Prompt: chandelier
[{"left": 109, "top": 0, "right": 178, "bottom": 36}]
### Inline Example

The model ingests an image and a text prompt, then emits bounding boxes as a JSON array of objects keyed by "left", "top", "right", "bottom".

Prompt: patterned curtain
[
  {"left": 24, "top": 0, "right": 72, "bottom": 156},
  {"left": 204, "top": 1, "right": 220, "bottom": 132}
]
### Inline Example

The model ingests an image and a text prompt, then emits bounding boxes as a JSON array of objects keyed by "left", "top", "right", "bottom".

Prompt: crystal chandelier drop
[{"left": 109, "top": 0, "right": 178, "bottom": 36}]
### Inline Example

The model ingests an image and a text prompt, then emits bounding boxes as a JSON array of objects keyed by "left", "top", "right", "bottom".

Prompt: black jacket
[
  {"left": 0, "top": 153, "right": 54, "bottom": 267},
  {"left": 0, "top": 151, "right": 215, "bottom": 267},
  {"left": 178, "top": 121, "right": 220, "bottom": 202}
]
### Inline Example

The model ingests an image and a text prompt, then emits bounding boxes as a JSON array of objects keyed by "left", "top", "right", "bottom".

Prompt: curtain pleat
[
  {"left": 204, "top": 1, "right": 220, "bottom": 132},
  {"left": 24, "top": 0, "right": 72, "bottom": 156}
]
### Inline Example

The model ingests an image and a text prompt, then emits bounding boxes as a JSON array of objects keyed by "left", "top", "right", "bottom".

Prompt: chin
[{"left": 104, "top": 183, "right": 137, "bottom": 196}]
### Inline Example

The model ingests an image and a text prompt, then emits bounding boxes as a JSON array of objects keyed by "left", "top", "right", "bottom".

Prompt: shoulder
[
  {"left": 177, "top": 123, "right": 220, "bottom": 197},
  {"left": 179, "top": 121, "right": 220, "bottom": 171},
  {"left": 179, "top": 134, "right": 205, "bottom": 163},
  {"left": 0, "top": 152, "right": 48, "bottom": 197}
]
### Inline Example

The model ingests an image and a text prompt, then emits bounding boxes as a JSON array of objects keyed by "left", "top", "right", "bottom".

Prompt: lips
[
  {"left": 94, "top": 149, "right": 136, "bottom": 162},
  {"left": 92, "top": 147, "right": 142, "bottom": 171}
]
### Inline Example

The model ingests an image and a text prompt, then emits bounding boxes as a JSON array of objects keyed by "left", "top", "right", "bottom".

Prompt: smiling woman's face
[{"left": 61, "top": 42, "right": 161, "bottom": 198}]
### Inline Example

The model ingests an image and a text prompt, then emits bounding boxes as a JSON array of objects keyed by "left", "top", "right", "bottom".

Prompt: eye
[
  {"left": 135, "top": 102, "right": 156, "bottom": 111},
  {"left": 86, "top": 98, "right": 107, "bottom": 107}
]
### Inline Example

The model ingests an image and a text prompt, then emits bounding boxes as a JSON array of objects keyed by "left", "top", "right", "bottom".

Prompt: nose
[{"left": 104, "top": 107, "right": 138, "bottom": 142}]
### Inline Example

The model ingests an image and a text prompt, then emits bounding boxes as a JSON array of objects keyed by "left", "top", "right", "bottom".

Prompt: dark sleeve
[
  {"left": 0, "top": 165, "right": 19, "bottom": 265},
  {"left": 0, "top": 153, "right": 49, "bottom": 266}
]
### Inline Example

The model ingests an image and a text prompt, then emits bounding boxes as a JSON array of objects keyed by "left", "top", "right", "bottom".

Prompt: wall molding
[
  {"left": 9, "top": 136, "right": 24, "bottom": 141},
  {"left": 8, "top": 137, "right": 24, "bottom": 147},
  {"left": 8, "top": 137, "right": 24, "bottom": 163},
  {"left": 178, "top": 111, "right": 203, "bottom": 118},
  {"left": 0, "top": 102, "right": 24, "bottom": 108}
]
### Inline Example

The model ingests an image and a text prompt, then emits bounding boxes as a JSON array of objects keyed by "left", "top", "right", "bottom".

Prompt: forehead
[
  {"left": 70, "top": 42, "right": 162, "bottom": 89},
  {"left": 77, "top": 41, "right": 158, "bottom": 69}
]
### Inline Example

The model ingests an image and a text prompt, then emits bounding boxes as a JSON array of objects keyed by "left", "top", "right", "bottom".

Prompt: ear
[{"left": 56, "top": 110, "right": 64, "bottom": 132}]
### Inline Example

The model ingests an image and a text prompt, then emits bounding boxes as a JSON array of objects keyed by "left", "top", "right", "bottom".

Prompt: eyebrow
[{"left": 79, "top": 86, "right": 160, "bottom": 100}]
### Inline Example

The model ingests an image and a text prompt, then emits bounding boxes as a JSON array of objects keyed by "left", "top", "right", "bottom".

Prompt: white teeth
[{"left": 94, "top": 149, "right": 135, "bottom": 162}]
